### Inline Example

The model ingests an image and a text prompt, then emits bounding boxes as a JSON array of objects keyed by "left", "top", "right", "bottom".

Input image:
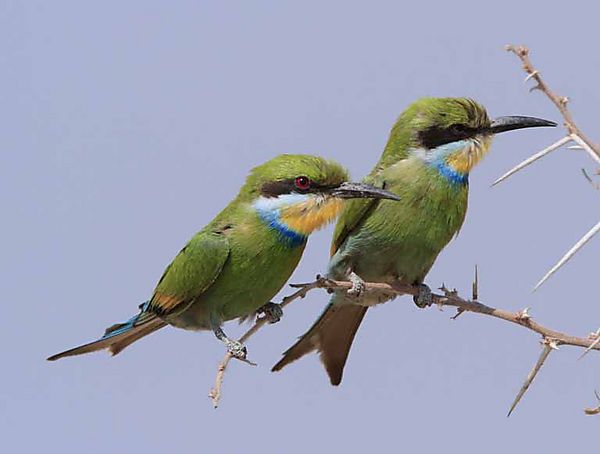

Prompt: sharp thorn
[
  {"left": 236, "top": 357, "right": 257, "bottom": 366},
  {"left": 524, "top": 70, "right": 539, "bottom": 82},
  {"left": 472, "top": 264, "right": 479, "bottom": 300},
  {"left": 578, "top": 329, "right": 600, "bottom": 360},
  {"left": 451, "top": 308, "right": 466, "bottom": 320},
  {"left": 570, "top": 134, "right": 600, "bottom": 165},
  {"left": 492, "top": 136, "right": 572, "bottom": 186},
  {"left": 582, "top": 168, "right": 595, "bottom": 185},
  {"left": 516, "top": 307, "right": 532, "bottom": 323},
  {"left": 534, "top": 220, "right": 600, "bottom": 291},
  {"left": 507, "top": 341, "right": 554, "bottom": 417}
]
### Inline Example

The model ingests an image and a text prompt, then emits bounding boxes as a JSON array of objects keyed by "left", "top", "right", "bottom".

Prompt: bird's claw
[
  {"left": 413, "top": 284, "right": 433, "bottom": 308},
  {"left": 225, "top": 339, "right": 246, "bottom": 358},
  {"left": 225, "top": 340, "right": 257, "bottom": 366},
  {"left": 258, "top": 302, "right": 283, "bottom": 324},
  {"left": 347, "top": 272, "right": 366, "bottom": 298}
]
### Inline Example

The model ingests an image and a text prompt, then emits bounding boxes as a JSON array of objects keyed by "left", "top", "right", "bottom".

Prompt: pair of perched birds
[{"left": 49, "top": 98, "right": 555, "bottom": 385}]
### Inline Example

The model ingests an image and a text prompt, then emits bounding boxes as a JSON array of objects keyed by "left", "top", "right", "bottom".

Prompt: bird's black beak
[
  {"left": 487, "top": 116, "right": 557, "bottom": 135},
  {"left": 331, "top": 182, "right": 400, "bottom": 201}
]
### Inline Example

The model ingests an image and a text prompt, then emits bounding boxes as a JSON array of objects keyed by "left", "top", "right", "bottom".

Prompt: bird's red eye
[{"left": 294, "top": 176, "right": 311, "bottom": 191}]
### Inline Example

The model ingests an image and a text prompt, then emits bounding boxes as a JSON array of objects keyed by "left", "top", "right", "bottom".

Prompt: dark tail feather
[
  {"left": 47, "top": 304, "right": 167, "bottom": 361},
  {"left": 271, "top": 298, "right": 368, "bottom": 386}
]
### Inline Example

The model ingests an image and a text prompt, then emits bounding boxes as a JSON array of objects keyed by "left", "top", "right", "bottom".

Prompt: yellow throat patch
[
  {"left": 279, "top": 197, "right": 344, "bottom": 236},
  {"left": 446, "top": 136, "right": 493, "bottom": 174}
]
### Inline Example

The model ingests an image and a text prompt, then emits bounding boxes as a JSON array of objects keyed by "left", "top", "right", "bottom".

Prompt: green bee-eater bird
[
  {"left": 48, "top": 154, "right": 400, "bottom": 362},
  {"left": 272, "top": 98, "right": 556, "bottom": 385}
]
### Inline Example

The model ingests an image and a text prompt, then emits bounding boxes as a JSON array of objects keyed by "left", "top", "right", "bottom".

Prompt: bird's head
[
  {"left": 378, "top": 97, "right": 556, "bottom": 184},
  {"left": 243, "top": 154, "right": 399, "bottom": 244}
]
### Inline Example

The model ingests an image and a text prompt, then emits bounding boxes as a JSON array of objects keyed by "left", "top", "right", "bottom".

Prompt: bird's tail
[
  {"left": 271, "top": 292, "right": 367, "bottom": 385},
  {"left": 47, "top": 302, "right": 167, "bottom": 361}
]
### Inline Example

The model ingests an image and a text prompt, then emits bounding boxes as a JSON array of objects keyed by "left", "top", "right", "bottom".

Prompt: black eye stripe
[
  {"left": 260, "top": 179, "right": 336, "bottom": 198},
  {"left": 417, "top": 124, "right": 479, "bottom": 149},
  {"left": 260, "top": 180, "right": 295, "bottom": 197}
]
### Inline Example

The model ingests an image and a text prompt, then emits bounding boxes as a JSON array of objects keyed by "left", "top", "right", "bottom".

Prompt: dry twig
[
  {"left": 208, "top": 278, "right": 322, "bottom": 408},
  {"left": 504, "top": 45, "right": 600, "bottom": 414},
  {"left": 209, "top": 276, "right": 600, "bottom": 410},
  {"left": 584, "top": 391, "right": 600, "bottom": 415},
  {"left": 505, "top": 45, "right": 600, "bottom": 158},
  {"left": 500, "top": 45, "right": 600, "bottom": 291}
]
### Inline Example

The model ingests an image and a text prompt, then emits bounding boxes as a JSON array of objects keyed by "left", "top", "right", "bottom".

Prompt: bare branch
[
  {"left": 208, "top": 274, "right": 600, "bottom": 408},
  {"left": 505, "top": 45, "right": 600, "bottom": 295},
  {"left": 286, "top": 277, "right": 600, "bottom": 351},
  {"left": 506, "top": 45, "right": 600, "bottom": 161},
  {"left": 208, "top": 279, "right": 322, "bottom": 408}
]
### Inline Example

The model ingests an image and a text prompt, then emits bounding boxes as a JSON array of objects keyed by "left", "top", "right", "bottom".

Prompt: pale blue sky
[{"left": 2, "top": 1, "right": 599, "bottom": 452}]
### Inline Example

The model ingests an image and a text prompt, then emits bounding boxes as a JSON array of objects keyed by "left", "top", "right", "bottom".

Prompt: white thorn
[
  {"left": 567, "top": 145, "right": 584, "bottom": 150},
  {"left": 570, "top": 134, "right": 600, "bottom": 165},
  {"left": 517, "top": 307, "right": 531, "bottom": 322},
  {"left": 524, "top": 71, "right": 539, "bottom": 82},
  {"left": 534, "top": 220, "right": 600, "bottom": 291},
  {"left": 507, "top": 341, "right": 554, "bottom": 417},
  {"left": 579, "top": 329, "right": 600, "bottom": 360},
  {"left": 492, "top": 136, "right": 572, "bottom": 186}
]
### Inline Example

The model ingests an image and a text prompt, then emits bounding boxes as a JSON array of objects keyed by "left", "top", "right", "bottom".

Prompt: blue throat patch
[
  {"left": 422, "top": 140, "right": 470, "bottom": 186},
  {"left": 433, "top": 161, "right": 469, "bottom": 186},
  {"left": 255, "top": 205, "right": 308, "bottom": 247},
  {"left": 256, "top": 209, "right": 307, "bottom": 248}
]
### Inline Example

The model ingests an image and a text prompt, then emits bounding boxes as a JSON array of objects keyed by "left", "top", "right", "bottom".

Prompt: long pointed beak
[
  {"left": 487, "top": 116, "right": 557, "bottom": 135},
  {"left": 330, "top": 182, "right": 400, "bottom": 201}
]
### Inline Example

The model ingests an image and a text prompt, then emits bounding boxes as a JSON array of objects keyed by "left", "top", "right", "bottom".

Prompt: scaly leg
[
  {"left": 257, "top": 302, "right": 283, "bottom": 324},
  {"left": 211, "top": 323, "right": 255, "bottom": 365},
  {"left": 413, "top": 283, "right": 433, "bottom": 308}
]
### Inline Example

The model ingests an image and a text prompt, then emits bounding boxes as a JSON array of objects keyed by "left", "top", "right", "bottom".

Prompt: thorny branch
[
  {"left": 208, "top": 279, "right": 322, "bottom": 408},
  {"left": 504, "top": 45, "right": 600, "bottom": 414},
  {"left": 209, "top": 276, "right": 600, "bottom": 410},
  {"left": 505, "top": 45, "right": 600, "bottom": 158},
  {"left": 498, "top": 45, "right": 600, "bottom": 291}
]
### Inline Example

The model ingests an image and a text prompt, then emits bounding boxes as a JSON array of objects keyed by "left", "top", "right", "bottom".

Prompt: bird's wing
[
  {"left": 330, "top": 175, "right": 385, "bottom": 256},
  {"left": 148, "top": 228, "right": 231, "bottom": 316}
]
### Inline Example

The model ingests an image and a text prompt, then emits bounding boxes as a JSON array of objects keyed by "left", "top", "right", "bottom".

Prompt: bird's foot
[
  {"left": 225, "top": 339, "right": 256, "bottom": 366},
  {"left": 257, "top": 302, "right": 283, "bottom": 324},
  {"left": 225, "top": 339, "right": 247, "bottom": 358},
  {"left": 413, "top": 283, "right": 433, "bottom": 308},
  {"left": 347, "top": 271, "right": 366, "bottom": 298},
  {"left": 212, "top": 323, "right": 256, "bottom": 365}
]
